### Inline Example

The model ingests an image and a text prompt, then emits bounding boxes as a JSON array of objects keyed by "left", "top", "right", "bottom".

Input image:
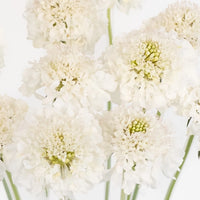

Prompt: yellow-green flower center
[
  {"left": 43, "top": 133, "right": 75, "bottom": 170},
  {"left": 130, "top": 40, "right": 164, "bottom": 82},
  {"left": 128, "top": 119, "right": 149, "bottom": 134},
  {"left": 45, "top": 151, "right": 75, "bottom": 168}
]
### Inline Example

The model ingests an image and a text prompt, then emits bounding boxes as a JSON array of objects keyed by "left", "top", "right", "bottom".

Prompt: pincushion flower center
[
  {"left": 130, "top": 40, "right": 164, "bottom": 82},
  {"left": 49, "top": 62, "right": 79, "bottom": 91},
  {"left": 43, "top": 133, "right": 75, "bottom": 170},
  {"left": 49, "top": 2, "right": 70, "bottom": 29},
  {"left": 127, "top": 119, "right": 149, "bottom": 134}
]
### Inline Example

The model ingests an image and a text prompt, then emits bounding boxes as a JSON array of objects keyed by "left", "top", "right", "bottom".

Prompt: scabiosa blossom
[
  {"left": 145, "top": 1, "right": 200, "bottom": 50},
  {"left": 177, "top": 86, "right": 200, "bottom": 134},
  {"left": 103, "top": 29, "right": 200, "bottom": 108},
  {"left": 4, "top": 108, "right": 105, "bottom": 199},
  {"left": 0, "top": 96, "right": 27, "bottom": 180},
  {"left": 26, "top": 0, "right": 105, "bottom": 52},
  {"left": 101, "top": 105, "right": 183, "bottom": 194},
  {"left": 20, "top": 48, "right": 116, "bottom": 112},
  {"left": 0, "top": 96, "right": 28, "bottom": 155}
]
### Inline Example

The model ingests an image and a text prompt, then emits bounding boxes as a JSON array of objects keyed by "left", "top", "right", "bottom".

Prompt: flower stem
[
  {"left": 2, "top": 178, "right": 12, "bottom": 200},
  {"left": 127, "top": 194, "right": 131, "bottom": 200},
  {"left": 105, "top": 101, "right": 112, "bottom": 200},
  {"left": 164, "top": 135, "right": 194, "bottom": 200},
  {"left": 120, "top": 189, "right": 126, "bottom": 200},
  {"left": 6, "top": 171, "right": 21, "bottom": 200},
  {"left": 105, "top": 156, "right": 111, "bottom": 200},
  {"left": 132, "top": 184, "right": 139, "bottom": 200},
  {"left": 107, "top": 8, "right": 113, "bottom": 45}
]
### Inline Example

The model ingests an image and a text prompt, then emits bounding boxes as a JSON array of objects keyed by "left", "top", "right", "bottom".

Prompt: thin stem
[
  {"left": 6, "top": 171, "right": 21, "bottom": 200},
  {"left": 127, "top": 194, "right": 131, "bottom": 200},
  {"left": 164, "top": 135, "right": 194, "bottom": 200},
  {"left": 120, "top": 189, "right": 126, "bottom": 200},
  {"left": 107, "top": 101, "right": 112, "bottom": 111},
  {"left": 45, "top": 187, "right": 48, "bottom": 199},
  {"left": 132, "top": 184, "right": 139, "bottom": 200},
  {"left": 105, "top": 156, "right": 111, "bottom": 200},
  {"left": 2, "top": 178, "right": 12, "bottom": 200},
  {"left": 105, "top": 101, "right": 112, "bottom": 200},
  {"left": 107, "top": 8, "right": 113, "bottom": 45}
]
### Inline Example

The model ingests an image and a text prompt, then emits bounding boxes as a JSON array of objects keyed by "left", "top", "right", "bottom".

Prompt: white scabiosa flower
[
  {"left": 101, "top": 105, "right": 183, "bottom": 193},
  {"left": 0, "top": 96, "right": 27, "bottom": 180},
  {"left": 26, "top": 0, "right": 106, "bottom": 52},
  {"left": 20, "top": 48, "right": 117, "bottom": 113},
  {"left": 103, "top": 29, "right": 200, "bottom": 108},
  {"left": 145, "top": 1, "right": 200, "bottom": 50},
  {"left": 4, "top": 108, "right": 105, "bottom": 199},
  {"left": 0, "top": 96, "right": 28, "bottom": 155},
  {"left": 177, "top": 86, "right": 200, "bottom": 134}
]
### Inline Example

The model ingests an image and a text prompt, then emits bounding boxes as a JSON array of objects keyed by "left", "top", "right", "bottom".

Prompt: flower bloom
[
  {"left": 145, "top": 1, "right": 200, "bottom": 50},
  {"left": 0, "top": 96, "right": 27, "bottom": 155},
  {"left": 4, "top": 108, "right": 105, "bottom": 199},
  {"left": 102, "top": 29, "right": 200, "bottom": 108},
  {"left": 0, "top": 96, "right": 27, "bottom": 180},
  {"left": 101, "top": 105, "right": 184, "bottom": 193},
  {"left": 20, "top": 48, "right": 116, "bottom": 113},
  {"left": 177, "top": 86, "right": 200, "bottom": 134},
  {"left": 26, "top": 0, "right": 105, "bottom": 52}
]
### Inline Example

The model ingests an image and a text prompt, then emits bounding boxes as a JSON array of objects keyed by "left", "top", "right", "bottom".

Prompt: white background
[{"left": 0, "top": 0, "right": 200, "bottom": 199}]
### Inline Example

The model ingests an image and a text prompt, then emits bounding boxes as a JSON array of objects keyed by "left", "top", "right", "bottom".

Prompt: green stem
[
  {"left": 120, "top": 189, "right": 126, "bottom": 200},
  {"left": 132, "top": 184, "right": 139, "bottom": 200},
  {"left": 2, "top": 178, "right": 12, "bottom": 200},
  {"left": 127, "top": 194, "right": 131, "bottom": 200},
  {"left": 105, "top": 101, "right": 112, "bottom": 200},
  {"left": 107, "top": 8, "right": 113, "bottom": 45},
  {"left": 6, "top": 171, "right": 21, "bottom": 200},
  {"left": 107, "top": 101, "right": 112, "bottom": 111},
  {"left": 164, "top": 135, "right": 194, "bottom": 200},
  {"left": 105, "top": 156, "right": 111, "bottom": 200}
]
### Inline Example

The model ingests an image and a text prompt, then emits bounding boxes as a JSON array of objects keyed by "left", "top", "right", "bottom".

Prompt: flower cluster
[
  {"left": 2, "top": 0, "right": 200, "bottom": 200},
  {"left": 142, "top": 1, "right": 200, "bottom": 134},
  {"left": 5, "top": 0, "right": 116, "bottom": 199}
]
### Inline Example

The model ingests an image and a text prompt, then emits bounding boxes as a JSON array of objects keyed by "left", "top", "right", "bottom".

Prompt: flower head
[
  {"left": 101, "top": 105, "right": 183, "bottom": 193},
  {"left": 177, "top": 86, "right": 200, "bottom": 134},
  {"left": 145, "top": 1, "right": 200, "bottom": 50},
  {"left": 20, "top": 48, "right": 116, "bottom": 112},
  {"left": 103, "top": 29, "right": 200, "bottom": 108},
  {"left": 0, "top": 96, "right": 27, "bottom": 155},
  {"left": 26, "top": 0, "right": 105, "bottom": 52},
  {"left": 4, "top": 108, "right": 105, "bottom": 199},
  {"left": 0, "top": 96, "right": 27, "bottom": 180}
]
